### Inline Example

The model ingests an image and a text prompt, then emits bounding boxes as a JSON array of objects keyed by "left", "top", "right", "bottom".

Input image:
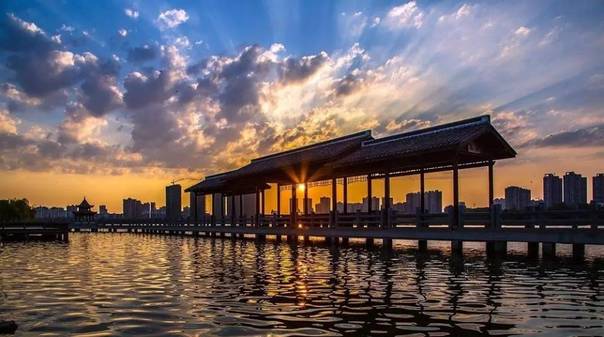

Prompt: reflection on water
[{"left": 1, "top": 234, "right": 603, "bottom": 337}]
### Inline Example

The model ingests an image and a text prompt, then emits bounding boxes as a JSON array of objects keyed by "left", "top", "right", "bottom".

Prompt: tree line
[{"left": 0, "top": 199, "right": 35, "bottom": 221}]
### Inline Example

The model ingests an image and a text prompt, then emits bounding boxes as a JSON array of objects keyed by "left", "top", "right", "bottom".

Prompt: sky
[{"left": 0, "top": 0, "right": 603, "bottom": 212}]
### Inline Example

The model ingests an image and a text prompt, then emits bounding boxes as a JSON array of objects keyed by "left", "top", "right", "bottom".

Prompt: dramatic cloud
[
  {"left": 527, "top": 125, "right": 604, "bottom": 148},
  {"left": 156, "top": 9, "right": 189, "bottom": 29},
  {"left": 385, "top": 1, "right": 424, "bottom": 29}
]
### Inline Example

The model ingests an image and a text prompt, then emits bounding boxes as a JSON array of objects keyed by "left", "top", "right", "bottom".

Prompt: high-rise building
[
  {"left": 99, "top": 205, "right": 108, "bottom": 217},
  {"left": 402, "top": 190, "right": 443, "bottom": 214},
  {"left": 563, "top": 172, "right": 587, "bottom": 206},
  {"left": 362, "top": 197, "right": 380, "bottom": 212},
  {"left": 315, "top": 197, "right": 331, "bottom": 214},
  {"left": 380, "top": 197, "right": 394, "bottom": 210},
  {"left": 166, "top": 184, "right": 182, "bottom": 220},
  {"left": 123, "top": 198, "right": 143, "bottom": 218},
  {"left": 593, "top": 173, "right": 604, "bottom": 205},
  {"left": 505, "top": 186, "right": 531, "bottom": 210},
  {"left": 543, "top": 173, "right": 562, "bottom": 209}
]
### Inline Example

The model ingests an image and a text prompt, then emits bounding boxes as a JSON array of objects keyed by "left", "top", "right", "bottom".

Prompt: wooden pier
[{"left": 0, "top": 221, "right": 69, "bottom": 242}]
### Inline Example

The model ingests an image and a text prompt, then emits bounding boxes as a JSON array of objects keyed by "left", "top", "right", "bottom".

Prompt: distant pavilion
[
  {"left": 186, "top": 115, "right": 516, "bottom": 228},
  {"left": 73, "top": 198, "right": 96, "bottom": 221}
]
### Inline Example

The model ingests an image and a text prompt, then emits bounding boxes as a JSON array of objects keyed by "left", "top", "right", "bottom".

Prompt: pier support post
[
  {"left": 542, "top": 242, "right": 556, "bottom": 258},
  {"left": 256, "top": 234, "right": 266, "bottom": 241},
  {"left": 366, "top": 238, "right": 374, "bottom": 247},
  {"left": 418, "top": 240, "right": 428, "bottom": 252},
  {"left": 275, "top": 235, "right": 282, "bottom": 243},
  {"left": 340, "top": 237, "right": 349, "bottom": 246},
  {"left": 303, "top": 235, "right": 310, "bottom": 244},
  {"left": 383, "top": 238, "right": 393, "bottom": 250},
  {"left": 572, "top": 243, "right": 585, "bottom": 260},
  {"left": 451, "top": 240, "right": 463, "bottom": 255},
  {"left": 487, "top": 241, "right": 507, "bottom": 258}
]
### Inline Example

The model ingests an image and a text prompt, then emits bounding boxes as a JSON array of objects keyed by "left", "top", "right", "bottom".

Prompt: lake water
[{"left": 1, "top": 233, "right": 603, "bottom": 336}]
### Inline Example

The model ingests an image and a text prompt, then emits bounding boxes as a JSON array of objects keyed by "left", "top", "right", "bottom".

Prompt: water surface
[{"left": 1, "top": 234, "right": 603, "bottom": 336}]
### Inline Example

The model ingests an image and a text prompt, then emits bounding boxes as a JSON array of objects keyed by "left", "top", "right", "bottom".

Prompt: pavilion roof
[
  {"left": 78, "top": 198, "right": 93, "bottom": 209},
  {"left": 329, "top": 115, "right": 516, "bottom": 176},
  {"left": 186, "top": 115, "right": 516, "bottom": 193}
]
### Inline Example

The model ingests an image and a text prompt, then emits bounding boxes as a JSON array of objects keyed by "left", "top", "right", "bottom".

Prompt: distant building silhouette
[
  {"left": 563, "top": 172, "right": 587, "bottom": 206},
  {"left": 99, "top": 205, "right": 108, "bottom": 217},
  {"left": 594, "top": 173, "right": 604, "bottom": 205},
  {"left": 403, "top": 191, "right": 443, "bottom": 214},
  {"left": 362, "top": 196, "right": 380, "bottom": 212},
  {"left": 505, "top": 186, "right": 531, "bottom": 210},
  {"left": 543, "top": 173, "right": 562, "bottom": 208},
  {"left": 73, "top": 198, "right": 96, "bottom": 221},
  {"left": 493, "top": 198, "right": 505, "bottom": 210},
  {"left": 166, "top": 184, "right": 182, "bottom": 220},
  {"left": 315, "top": 197, "right": 331, "bottom": 214}
]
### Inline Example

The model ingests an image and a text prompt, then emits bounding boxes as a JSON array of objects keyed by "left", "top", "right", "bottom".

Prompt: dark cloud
[
  {"left": 281, "top": 52, "right": 328, "bottom": 83},
  {"left": 123, "top": 70, "right": 173, "bottom": 109},
  {"left": 127, "top": 45, "right": 160, "bottom": 64},
  {"left": 80, "top": 75, "right": 122, "bottom": 116},
  {"left": 526, "top": 124, "right": 604, "bottom": 148},
  {"left": 333, "top": 73, "right": 365, "bottom": 97},
  {"left": 0, "top": 13, "right": 56, "bottom": 53}
]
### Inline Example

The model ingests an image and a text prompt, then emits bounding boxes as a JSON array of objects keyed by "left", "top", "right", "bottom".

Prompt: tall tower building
[
  {"left": 166, "top": 184, "right": 182, "bottom": 220},
  {"left": 593, "top": 173, "right": 604, "bottom": 205},
  {"left": 543, "top": 173, "right": 562, "bottom": 208},
  {"left": 563, "top": 172, "right": 587, "bottom": 206}
]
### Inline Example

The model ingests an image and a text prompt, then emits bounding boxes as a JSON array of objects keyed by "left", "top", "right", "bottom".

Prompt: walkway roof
[{"left": 186, "top": 115, "right": 516, "bottom": 194}]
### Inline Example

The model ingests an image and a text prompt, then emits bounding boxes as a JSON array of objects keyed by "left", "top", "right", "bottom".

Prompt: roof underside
[{"left": 187, "top": 115, "right": 516, "bottom": 194}]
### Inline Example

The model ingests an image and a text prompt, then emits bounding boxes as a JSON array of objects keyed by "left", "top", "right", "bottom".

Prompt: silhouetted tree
[{"left": 0, "top": 199, "right": 35, "bottom": 221}]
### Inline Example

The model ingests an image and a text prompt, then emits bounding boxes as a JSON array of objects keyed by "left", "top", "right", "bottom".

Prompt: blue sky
[{"left": 0, "top": 0, "right": 603, "bottom": 207}]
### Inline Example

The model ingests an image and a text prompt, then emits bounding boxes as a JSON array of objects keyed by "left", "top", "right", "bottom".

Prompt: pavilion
[{"left": 185, "top": 115, "right": 516, "bottom": 233}]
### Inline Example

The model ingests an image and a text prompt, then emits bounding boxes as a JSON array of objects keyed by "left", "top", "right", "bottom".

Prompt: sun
[{"left": 297, "top": 184, "right": 305, "bottom": 192}]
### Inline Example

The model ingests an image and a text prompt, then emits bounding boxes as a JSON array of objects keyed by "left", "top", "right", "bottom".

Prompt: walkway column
[
  {"left": 255, "top": 188, "right": 260, "bottom": 227},
  {"left": 331, "top": 178, "right": 337, "bottom": 227},
  {"left": 230, "top": 194, "right": 235, "bottom": 226},
  {"left": 542, "top": 242, "right": 556, "bottom": 258},
  {"left": 384, "top": 174, "right": 391, "bottom": 228},
  {"left": 303, "top": 182, "right": 308, "bottom": 215},
  {"left": 276, "top": 184, "right": 281, "bottom": 216},
  {"left": 451, "top": 163, "right": 462, "bottom": 254},
  {"left": 343, "top": 177, "right": 348, "bottom": 214},
  {"left": 221, "top": 194, "right": 226, "bottom": 226},
  {"left": 239, "top": 193, "right": 243, "bottom": 226},
  {"left": 210, "top": 193, "right": 215, "bottom": 226},
  {"left": 488, "top": 160, "right": 494, "bottom": 209},
  {"left": 367, "top": 175, "right": 372, "bottom": 213},
  {"left": 418, "top": 170, "right": 427, "bottom": 251},
  {"left": 291, "top": 184, "right": 297, "bottom": 225},
  {"left": 261, "top": 188, "right": 265, "bottom": 217}
]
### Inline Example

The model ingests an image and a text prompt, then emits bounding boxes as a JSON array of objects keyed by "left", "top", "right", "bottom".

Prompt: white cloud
[
  {"left": 125, "top": 8, "right": 139, "bottom": 19},
  {"left": 385, "top": 1, "right": 424, "bottom": 29},
  {"left": 0, "top": 108, "right": 19, "bottom": 134},
  {"left": 157, "top": 9, "right": 189, "bottom": 29},
  {"left": 455, "top": 4, "right": 472, "bottom": 19},
  {"left": 515, "top": 26, "right": 531, "bottom": 37},
  {"left": 118, "top": 28, "right": 128, "bottom": 37}
]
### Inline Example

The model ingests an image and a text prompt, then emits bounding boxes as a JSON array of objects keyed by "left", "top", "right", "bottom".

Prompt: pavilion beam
[
  {"left": 453, "top": 163, "right": 459, "bottom": 229},
  {"left": 221, "top": 194, "right": 225, "bottom": 226},
  {"left": 488, "top": 160, "right": 494, "bottom": 208},
  {"left": 211, "top": 193, "right": 215, "bottom": 226},
  {"left": 418, "top": 170, "right": 427, "bottom": 251},
  {"left": 343, "top": 177, "right": 348, "bottom": 214},
  {"left": 261, "top": 188, "right": 265, "bottom": 217}
]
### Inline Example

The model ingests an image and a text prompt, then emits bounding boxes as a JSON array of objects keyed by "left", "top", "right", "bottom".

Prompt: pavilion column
[
  {"left": 367, "top": 175, "right": 372, "bottom": 213},
  {"left": 210, "top": 193, "right": 215, "bottom": 226},
  {"left": 451, "top": 162, "right": 462, "bottom": 255},
  {"left": 418, "top": 170, "right": 427, "bottom": 251},
  {"left": 331, "top": 178, "right": 337, "bottom": 227},
  {"left": 230, "top": 194, "right": 235, "bottom": 226},
  {"left": 255, "top": 187, "right": 260, "bottom": 227},
  {"left": 238, "top": 193, "right": 243, "bottom": 226},
  {"left": 384, "top": 173, "right": 391, "bottom": 228},
  {"left": 343, "top": 177, "right": 348, "bottom": 214},
  {"left": 276, "top": 184, "right": 281, "bottom": 216},
  {"left": 291, "top": 184, "right": 297, "bottom": 226},
  {"left": 221, "top": 194, "right": 226, "bottom": 226},
  {"left": 192, "top": 192, "right": 198, "bottom": 223},
  {"left": 303, "top": 182, "right": 309, "bottom": 215},
  {"left": 261, "top": 188, "right": 265, "bottom": 217}
]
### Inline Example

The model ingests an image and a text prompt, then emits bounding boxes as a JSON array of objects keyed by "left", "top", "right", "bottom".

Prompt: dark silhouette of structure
[
  {"left": 73, "top": 198, "right": 96, "bottom": 221},
  {"left": 594, "top": 173, "right": 604, "bottom": 205},
  {"left": 504, "top": 186, "right": 531, "bottom": 210},
  {"left": 166, "top": 184, "right": 182, "bottom": 220},
  {"left": 543, "top": 173, "right": 562, "bottom": 208},
  {"left": 563, "top": 171, "right": 587, "bottom": 206}
]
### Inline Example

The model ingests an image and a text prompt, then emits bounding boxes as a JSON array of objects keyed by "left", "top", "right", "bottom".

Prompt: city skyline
[{"left": 1, "top": 1, "right": 604, "bottom": 210}]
